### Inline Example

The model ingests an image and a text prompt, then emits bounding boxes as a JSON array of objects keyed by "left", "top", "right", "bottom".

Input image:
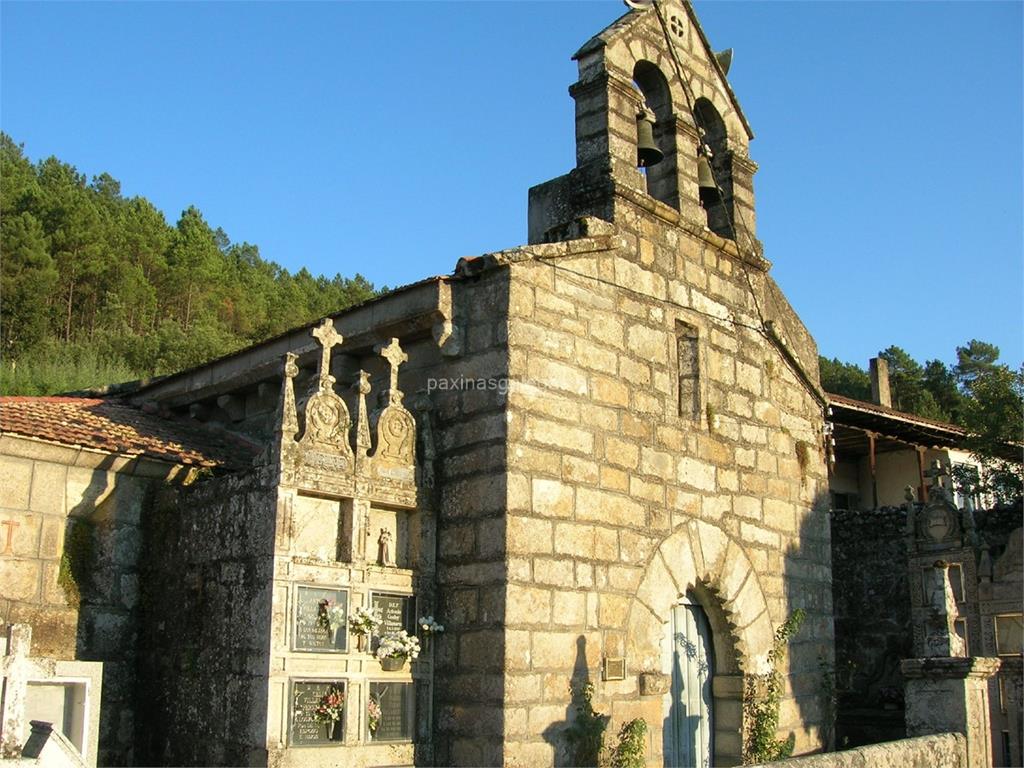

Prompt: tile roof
[
  {"left": 826, "top": 392, "right": 966, "bottom": 436},
  {"left": 0, "top": 397, "right": 257, "bottom": 469}
]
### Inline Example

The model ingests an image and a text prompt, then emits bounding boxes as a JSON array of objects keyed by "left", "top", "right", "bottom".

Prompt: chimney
[{"left": 870, "top": 357, "right": 892, "bottom": 408}]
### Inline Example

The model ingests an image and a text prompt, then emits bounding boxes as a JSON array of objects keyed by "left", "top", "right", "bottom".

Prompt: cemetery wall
[
  {"left": 747, "top": 732, "right": 967, "bottom": 768},
  {"left": 135, "top": 468, "right": 276, "bottom": 767},
  {"left": 0, "top": 434, "right": 184, "bottom": 766}
]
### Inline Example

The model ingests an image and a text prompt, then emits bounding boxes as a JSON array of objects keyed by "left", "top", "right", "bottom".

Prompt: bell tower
[{"left": 528, "top": 0, "right": 759, "bottom": 254}]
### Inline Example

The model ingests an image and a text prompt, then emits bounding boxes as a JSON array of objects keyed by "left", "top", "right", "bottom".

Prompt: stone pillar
[
  {"left": 902, "top": 658, "right": 999, "bottom": 767},
  {"left": 901, "top": 561, "right": 1000, "bottom": 767}
]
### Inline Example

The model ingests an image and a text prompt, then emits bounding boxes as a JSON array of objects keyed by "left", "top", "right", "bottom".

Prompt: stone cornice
[
  {"left": 901, "top": 656, "right": 1002, "bottom": 680},
  {"left": 569, "top": 70, "right": 643, "bottom": 105}
]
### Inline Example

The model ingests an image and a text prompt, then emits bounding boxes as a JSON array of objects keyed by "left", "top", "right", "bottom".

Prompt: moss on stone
[{"left": 57, "top": 518, "right": 95, "bottom": 607}]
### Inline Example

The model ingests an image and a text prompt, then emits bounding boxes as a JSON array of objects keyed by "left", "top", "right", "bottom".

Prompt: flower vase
[
  {"left": 356, "top": 633, "right": 366, "bottom": 653},
  {"left": 326, "top": 720, "right": 340, "bottom": 741},
  {"left": 380, "top": 656, "right": 405, "bottom": 672}
]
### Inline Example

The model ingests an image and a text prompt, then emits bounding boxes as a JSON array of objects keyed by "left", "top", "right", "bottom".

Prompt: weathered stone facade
[{"left": 2, "top": 3, "right": 844, "bottom": 766}]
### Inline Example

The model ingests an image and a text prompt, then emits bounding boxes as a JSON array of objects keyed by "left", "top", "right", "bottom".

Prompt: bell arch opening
[
  {"left": 633, "top": 61, "right": 678, "bottom": 208},
  {"left": 693, "top": 97, "right": 734, "bottom": 238}
]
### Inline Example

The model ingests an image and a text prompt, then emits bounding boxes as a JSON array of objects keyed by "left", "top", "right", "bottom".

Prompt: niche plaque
[
  {"left": 370, "top": 592, "right": 415, "bottom": 638},
  {"left": 294, "top": 586, "right": 348, "bottom": 652},
  {"left": 368, "top": 681, "right": 414, "bottom": 742},
  {"left": 290, "top": 679, "right": 346, "bottom": 746}
]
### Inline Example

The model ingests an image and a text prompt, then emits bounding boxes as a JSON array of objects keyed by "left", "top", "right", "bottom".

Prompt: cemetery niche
[
  {"left": 290, "top": 680, "right": 347, "bottom": 746},
  {"left": 293, "top": 586, "right": 348, "bottom": 653},
  {"left": 370, "top": 592, "right": 416, "bottom": 640},
  {"left": 367, "top": 682, "right": 415, "bottom": 743}
]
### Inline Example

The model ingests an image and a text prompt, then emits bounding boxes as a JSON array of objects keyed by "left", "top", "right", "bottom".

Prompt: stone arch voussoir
[{"left": 627, "top": 518, "right": 773, "bottom": 675}]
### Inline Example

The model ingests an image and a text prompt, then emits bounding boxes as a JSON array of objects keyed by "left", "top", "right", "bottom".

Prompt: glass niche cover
[
  {"left": 291, "top": 679, "right": 346, "bottom": 746},
  {"left": 367, "top": 681, "right": 415, "bottom": 742},
  {"left": 294, "top": 585, "right": 349, "bottom": 652}
]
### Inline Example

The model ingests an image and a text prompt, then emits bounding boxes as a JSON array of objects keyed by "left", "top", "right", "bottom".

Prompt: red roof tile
[{"left": 0, "top": 397, "right": 257, "bottom": 469}]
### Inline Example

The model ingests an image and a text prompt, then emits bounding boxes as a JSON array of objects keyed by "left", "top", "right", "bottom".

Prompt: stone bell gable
[{"left": 530, "top": 0, "right": 759, "bottom": 251}]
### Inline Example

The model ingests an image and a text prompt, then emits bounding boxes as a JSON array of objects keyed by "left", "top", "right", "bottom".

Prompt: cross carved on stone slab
[
  {"left": 377, "top": 338, "right": 407, "bottom": 399},
  {"left": 311, "top": 319, "right": 343, "bottom": 388}
]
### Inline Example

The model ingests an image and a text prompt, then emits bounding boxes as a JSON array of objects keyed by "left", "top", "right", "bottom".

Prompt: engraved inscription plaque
[
  {"left": 290, "top": 679, "right": 346, "bottom": 746},
  {"left": 368, "top": 681, "right": 414, "bottom": 742},
  {"left": 370, "top": 592, "right": 415, "bottom": 638},
  {"left": 294, "top": 586, "right": 348, "bottom": 652}
]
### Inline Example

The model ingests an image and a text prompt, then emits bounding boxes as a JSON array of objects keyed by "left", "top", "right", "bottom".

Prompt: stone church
[{"left": 1, "top": 2, "right": 839, "bottom": 766}]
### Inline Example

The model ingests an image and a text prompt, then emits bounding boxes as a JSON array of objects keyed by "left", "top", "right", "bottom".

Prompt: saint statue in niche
[{"left": 377, "top": 528, "right": 394, "bottom": 567}]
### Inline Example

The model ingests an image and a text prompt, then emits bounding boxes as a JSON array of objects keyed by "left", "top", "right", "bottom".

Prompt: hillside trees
[{"left": 0, "top": 134, "right": 378, "bottom": 393}]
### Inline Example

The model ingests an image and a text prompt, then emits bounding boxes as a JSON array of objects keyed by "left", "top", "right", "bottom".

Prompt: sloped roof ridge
[
  {"left": 826, "top": 392, "right": 966, "bottom": 434},
  {"left": 0, "top": 395, "right": 259, "bottom": 469},
  {"left": 573, "top": 1, "right": 753, "bottom": 140}
]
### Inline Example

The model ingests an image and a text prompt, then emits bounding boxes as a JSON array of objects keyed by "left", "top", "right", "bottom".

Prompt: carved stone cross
[
  {"left": 924, "top": 460, "right": 947, "bottom": 488},
  {"left": 0, "top": 625, "right": 32, "bottom": 758},
  {"left": 377, "top": 338, "right": 407, "bottom": 397},
  {"left": 0, "top": 520, "right": 19, "bottom": 555},
  {"left": 311, "top": 319, "right": 343, "bottom": 388}
]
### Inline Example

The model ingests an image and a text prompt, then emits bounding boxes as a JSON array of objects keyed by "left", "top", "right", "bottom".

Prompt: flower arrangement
[
  {"left": 317, "top": 599, "right": 347, "bottom": 633},
  {"left": 375, "top": 629, "right": 421, "bottom": 662},
  {"left": 367, "top": 695, "right": 382, "bottom": 735},
  {"left": 312, "top": 685, "right": 345, "bottom": 724},
  {"left": 349, "top": 606, "right": 383, "bottom": 637},
  {"left": 418, "top": 615, "right": 445, "bottom": 636}
]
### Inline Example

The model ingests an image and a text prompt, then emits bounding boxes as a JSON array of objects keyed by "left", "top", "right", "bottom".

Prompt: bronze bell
[
  {"left": 697, "top": 155, "right": 717, "bottom": 189},
  {"left": 636, "top": 110, "right": 663, "bottom": 168},
  {"left": 697, "top": 155, "right": 718, "bottom": 203}
]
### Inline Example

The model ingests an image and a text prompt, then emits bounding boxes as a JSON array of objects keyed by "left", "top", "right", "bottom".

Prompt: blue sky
[{"left": 2, "top": 1, "right": 1021, "bottom": 370}]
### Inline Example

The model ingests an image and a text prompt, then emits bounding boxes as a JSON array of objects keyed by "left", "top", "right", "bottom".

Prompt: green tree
[
  {"left": 165, "top": 206, "right": 223, "bottom": 330},
  {"left": 818, "top": 357, "right": 871, "bottom": 400},
  {"left": 959, "top": 361, "right": 1023, "bottom": 503},
  {"left": 955, "top": 339, "right": 1001, "bottom": 393},
  {"left": 1, "top": 212, "right": 58, "bottom": 354},
  {"left": 37, "top": 158, "right": 107, "bottom": 342},
  {"left": 922, "top": 359, "right": 963, "bottom": 423},
  {"left": 878, "top": 345, "right": 945, "bottom": 419}
]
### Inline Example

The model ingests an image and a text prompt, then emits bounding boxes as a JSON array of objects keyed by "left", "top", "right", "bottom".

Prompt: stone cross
[
  {"left": 0, "top": 624, "right": 32, "bottom": 758},
  {"left": 924, "top": 460, "right": 950, "bottom": 500},
  {"left": 311, "top": 319, "right": 343, "bottom": 389},
  {"left": 377, "top": 338, "right": 407, "bottom": 402}
]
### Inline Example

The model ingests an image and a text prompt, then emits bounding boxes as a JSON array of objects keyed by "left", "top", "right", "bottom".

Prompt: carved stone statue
[
  {"left": 377, "top": 528, "right": 394, "bottom": 567},
  {"left": 921, "top": 560, "right": 966, "bottom": 658}
]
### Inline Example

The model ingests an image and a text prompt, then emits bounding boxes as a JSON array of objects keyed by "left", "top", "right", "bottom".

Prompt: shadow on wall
[
  {"left": 779, "top": 489, "right": 836, "bottom": 756},
  {"left": 542, "top": 636, "right": 608, "bottom": 767},
  {"left": 62, "top": 453, "right": 148, "bottom": 767}
]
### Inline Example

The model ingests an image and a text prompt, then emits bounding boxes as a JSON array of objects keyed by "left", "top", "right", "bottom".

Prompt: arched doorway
[{"left": 665, "top": 596, "right": 714, "bottom": 768}]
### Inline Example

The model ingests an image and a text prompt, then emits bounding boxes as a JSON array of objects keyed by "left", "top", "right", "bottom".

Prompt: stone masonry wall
[
  {"left": 500, "top": 207, "right": 833, "bottom": 766},
  {"left": 427, "top": 269, "right": 512, "bottom": 767},
  {"left": 135, "top": 468, "right": 276, "bottom": 767},
  {"left": 830, "top": 506, "right": 911, "bottom": 749},
  {"left": 0, "top": 435, "right": 183, "bottom": 766},
  {"left": 748, "top": 732, "right": 967, "bottom": 768}
]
